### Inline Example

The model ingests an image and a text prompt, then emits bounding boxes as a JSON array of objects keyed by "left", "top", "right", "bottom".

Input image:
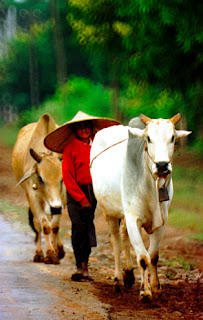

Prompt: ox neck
[{"left": 144, "top": 148, "right": 172, "bottom": 198}]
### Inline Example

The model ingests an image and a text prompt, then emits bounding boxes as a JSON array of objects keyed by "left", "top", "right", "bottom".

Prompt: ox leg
[
  {"left": 120, "top": 220, "right": 135, "bottom": 288},
  {"left": 125, "top": 216, "right": 152, "bottom": 298},
  {"left": 41, "top": 216, "right": 59, "bottom": 264},
  {"left": 31, "top": 212, "right": 44, "bottom": 263},
  {"left": 51, "top": 215, "right": 65, "bottom": 260},
  {"left": 107, "top": 217, "right": 123, "bottom": 292},
  {"left": 148, "top": 226, "right": 165, "bottom": 293}
]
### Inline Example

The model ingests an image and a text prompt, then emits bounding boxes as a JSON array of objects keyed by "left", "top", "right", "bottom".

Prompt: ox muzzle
[
  {"left": 156, "top": 162, "right": 171, "bottom": 177},
  {"left": 51, "top": 206, "right": 62, "bottom": 215}
]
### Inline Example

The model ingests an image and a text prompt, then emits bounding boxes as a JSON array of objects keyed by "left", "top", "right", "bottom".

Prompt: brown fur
[{"left": 12, "top": 114, "right": 66, "bottom": 264}]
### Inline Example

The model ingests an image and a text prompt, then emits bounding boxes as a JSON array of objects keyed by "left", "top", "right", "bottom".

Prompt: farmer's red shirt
[{"left": 62, "top": 138, "right": 92, "bottom": 206}]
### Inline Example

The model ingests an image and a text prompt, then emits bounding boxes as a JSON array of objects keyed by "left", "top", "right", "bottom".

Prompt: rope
[
  {"left": 89, "top": 138, "right": 128, "bottom": 168},
  {"left": 39, "top": 151, "right": 62, "bottom": 168},
  {"left": 88, "top": 138, "right": 128, "bottom": 207}
]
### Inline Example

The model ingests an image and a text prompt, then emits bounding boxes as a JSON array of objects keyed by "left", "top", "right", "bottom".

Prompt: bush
[{"left": 16, "top": 76, "right": 113, "bottom": 127}]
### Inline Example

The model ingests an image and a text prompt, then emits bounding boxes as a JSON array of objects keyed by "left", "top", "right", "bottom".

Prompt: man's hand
[{"left": 81, "top": 202, "right": 92, "bottom": 209}]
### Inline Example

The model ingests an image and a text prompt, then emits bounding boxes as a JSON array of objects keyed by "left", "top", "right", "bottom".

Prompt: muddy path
[{"left": 0, "top": 141, "right": 202, "bottom": 319}]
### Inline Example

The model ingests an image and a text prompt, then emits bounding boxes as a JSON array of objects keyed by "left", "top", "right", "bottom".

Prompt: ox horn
[
  {"left": 30, "top": 148, "right": 42, "bottom": 163},
  {"left": 16, "top": 166, "right": 37, "bottom": 185},
  {"left": 170, "top": 113, "right": 181, "bottom": 125},
  {"left": 140, "top": 114, "right": 152, "bottom": 125}
]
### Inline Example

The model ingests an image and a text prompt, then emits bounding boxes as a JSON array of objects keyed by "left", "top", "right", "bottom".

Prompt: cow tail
[{"left": 28, "top": 208, "right": 38, "bottom": 243}]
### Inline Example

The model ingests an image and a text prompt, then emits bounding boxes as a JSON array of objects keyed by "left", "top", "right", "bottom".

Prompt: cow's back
[
  {"left": 12, "top": 123, "right": 36, "bottom": 181},
  {"left": 90, "top": 125, "right": 128, "bottom": 217},
  {"left": 12, "top": 114, "right": 57, "bottom": 182}
]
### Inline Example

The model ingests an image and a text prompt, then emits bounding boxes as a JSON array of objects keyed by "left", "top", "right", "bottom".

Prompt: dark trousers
[{"left": 67, "top": 185, "right": 97, "bottom": 268}]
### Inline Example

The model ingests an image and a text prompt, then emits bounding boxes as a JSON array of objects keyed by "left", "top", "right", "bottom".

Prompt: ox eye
[
  {"left": 171, "top": 135, "right": 175, "bottom": 143},
  {"left": 38, "top": 175, "right": 44, "bottom": 185},
  {"left": 147, "top": 136, "right": 151, "bottom": 143}
]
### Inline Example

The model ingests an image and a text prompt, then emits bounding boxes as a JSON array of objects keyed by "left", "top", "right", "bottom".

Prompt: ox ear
[
  {"left": 16, "top": 166, "right": 37, "bottom": 186},
  {"left": 128, "top": 127, "right": 145, "bottom": 139},
  {"left": 140, "top": 114, "right": 152, "bottom": 125},
  {"left": 175, "top": 130, "right": 192, "bottom": 141},
  {"left": 30, "top": 148, "right": 42, "bottom": 163}
]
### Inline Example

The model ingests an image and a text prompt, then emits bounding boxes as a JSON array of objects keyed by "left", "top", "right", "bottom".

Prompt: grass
[
  {"left": 168, "top": 208, "right": 203, "bottom": 233},
  {"left": 188, "top": 234, "right": 203, "bottom": 241},
  {"left": 164, "top": 256, "right": 196, "bottom": 271},
  {"left": 0, "top": 199, "right": 28, "bottom": 226},
  {"left": 168, "top": 164, "right": 203, "bottom": 241},
  {"left": 0, "top": 199, "right": 66, "bottom": 238},
  {"left": 0, "top": 124, "right": 19, "bottom": 147}
]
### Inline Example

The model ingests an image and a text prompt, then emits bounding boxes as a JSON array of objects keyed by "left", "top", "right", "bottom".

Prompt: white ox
[
  {"left": 12, "top": 114, "right": 67, "bottom": 264},
  {"left": 90, "top": 114, "right": 191, "bottom": 298}
]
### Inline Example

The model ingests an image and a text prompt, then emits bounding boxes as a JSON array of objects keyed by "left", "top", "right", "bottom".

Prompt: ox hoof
[
  {"left": 152, "top": 286, "right": 162, "bottom": 298},
  {"left": 44, "top": 250, "right": 60, "bottom": 264},
  {"left": 52, "top": 255, "right": 60, "bottom": 265},
  {"left": 44, "top": 256, "right": 52, "bottom": 264},
  {"left": 33, "top": 254, "right": 44, "bottom": 263},
  {"left": 58, "top": 246, "right": 65, "bottom": 260},
  {"left": 113, "top": 278, "right": 122, "bottom": 293},
  {"left": 139, "top": 290, "right": 152, "bottom": 301},
  {"left": 44, "top": 255, "right": 60, "bottom": 265},
  {"left": 152, "top": 285, "right": 162, "bottom": 294},
  {"left": 123, "top": 268, "right": 135, "bottom": 288}
]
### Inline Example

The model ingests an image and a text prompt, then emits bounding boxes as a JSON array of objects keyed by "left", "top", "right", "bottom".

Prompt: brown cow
[{"left": 12, "top": 114, "right": 67, "bottom": 264}]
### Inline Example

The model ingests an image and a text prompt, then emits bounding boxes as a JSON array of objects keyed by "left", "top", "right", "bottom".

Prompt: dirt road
[{"left": 0, "top": 141, "right": 202, "bottom": 319}]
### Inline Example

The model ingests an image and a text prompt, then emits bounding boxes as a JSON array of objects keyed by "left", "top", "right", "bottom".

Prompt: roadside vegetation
[{"left": 169, "top": 163, "right": 203, "bottom": 242}]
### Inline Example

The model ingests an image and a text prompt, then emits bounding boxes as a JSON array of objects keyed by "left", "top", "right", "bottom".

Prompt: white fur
[{"left": 90, "top": 117, "right": 191, "bottom": 296}]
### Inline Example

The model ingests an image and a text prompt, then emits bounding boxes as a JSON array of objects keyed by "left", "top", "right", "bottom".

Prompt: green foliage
[
  {"left": 68, "top": 0, "right": 202, "bottom": 134},
  {"left": 0, "top": 31, "right": 30, "bottom": 112},
  {"left": 188, "top": 233, "right": 203, "bottom": 242},
  {"left": 120, "top": 81, "right": 186, "bottom": 123},
  {"left": 1, "top": 75, "right": 201, "bottom": 150},
  {"left": 168, "top": 164, "right": 203, "bottom": 235},
  {"left": 0, "top": 199, "right": 28, "bottom": 229},
  {"left": 0, "top": 0, "right": 202, "bottom": 143},
  {"left": 165, "top": 257, "right": 195, "bottom": 271},
  {"left": 68, "top": 0, "right": 202, "bottom": 90},
  {"left": 0, "top": 23, "right": 55, "bottom": 113},
  {"left": 193, "top": 137, "right": 203, "bottom": 157},
  {"left": 0, "top": 124, "right": 20, "bottom": 147},
  {"left": 67, "top": 0, "right": 129, "bottom": 87},
  {"left": 56, "top": 76, "right": 113, "bottom": 119},
  {"left": 0, "top": 1, "right": 91, "bottom": 116},
  {"left": 15, "top": 76, "right": 113, "bottom": 128}
]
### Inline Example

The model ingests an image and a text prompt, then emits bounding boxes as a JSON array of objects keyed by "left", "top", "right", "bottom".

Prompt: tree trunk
[
  {"left": 179, "top": 114, "right": 188, "bottom": 148},
  {"left": 50, "top": 0, "right": 67, "bottom": 86},
  {"left": 110, "top": 80, "right": 121, "bottom": 121},
  {"left": 28, "top": 39, "right": 40, "bottom": 107}
]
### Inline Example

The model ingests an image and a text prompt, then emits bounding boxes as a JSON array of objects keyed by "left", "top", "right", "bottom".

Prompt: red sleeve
[{"left": 62, "top": 142, "right": 88, "bottom": 206}]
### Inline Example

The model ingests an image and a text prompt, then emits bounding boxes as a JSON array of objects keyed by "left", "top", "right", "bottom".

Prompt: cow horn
[
  {"left": 140, "top": 114, "right": 152, "bottom": 125},
  {"left": 30, "top": 148, "right": 42, "bottom": 163},
  {"left": 16, "top": 166, "right": 37, "bottom": 185},
  {"left": 170, "top": 113, "right": 181, "bottom": 125}
]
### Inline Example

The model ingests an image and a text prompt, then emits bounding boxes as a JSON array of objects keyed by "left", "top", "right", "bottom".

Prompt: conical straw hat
[{"left": 44, "top": 110, "right": 121, "bottom": 153}]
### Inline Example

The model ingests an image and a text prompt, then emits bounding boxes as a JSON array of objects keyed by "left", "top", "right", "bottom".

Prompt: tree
[
  {"left": 67, "top": 0, "right": 202, "bottom": 132},
  {"left": 50, "top": 0, "right": 67, "bottom": 85},
  {"left": 67, "top": 0, "right": 130, "bottom": 119},
  {"left": 118, "top": 0, "right": 202, "bottom": 133},
  {"left": 0, "top": 0, "right": 91, "bottom": 116}
]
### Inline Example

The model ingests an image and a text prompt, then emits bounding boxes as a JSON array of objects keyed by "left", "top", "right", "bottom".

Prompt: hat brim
[{"left": 44, "top": 117, "right": 121, "bottom": 153}]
